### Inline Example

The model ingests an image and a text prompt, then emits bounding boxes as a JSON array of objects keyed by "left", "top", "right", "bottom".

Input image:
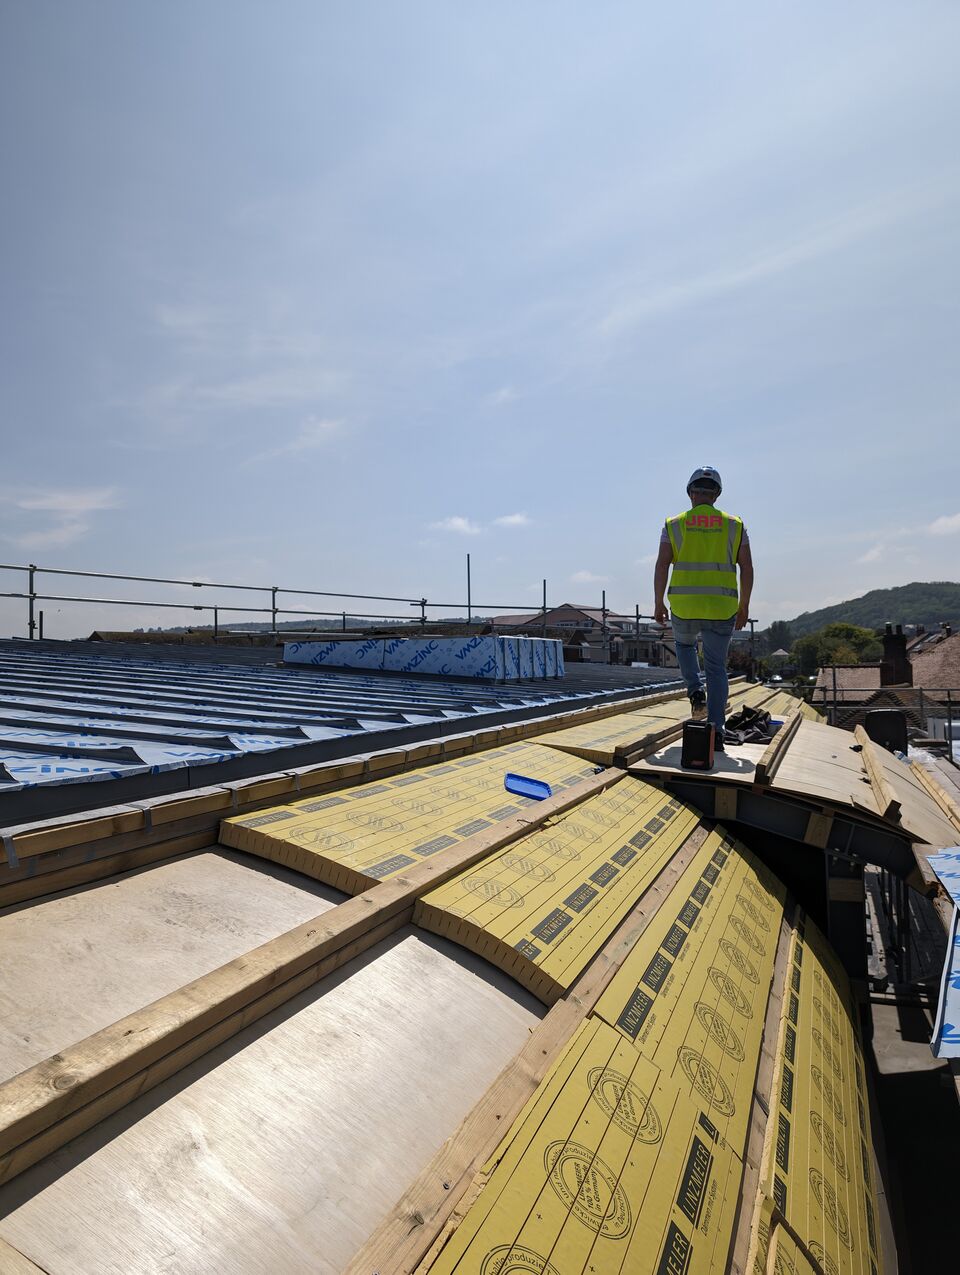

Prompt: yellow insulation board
[
  {"left": 219, "top": 743, "right": 597, "bottom": 894},
  {"left": 414, "top": 779, "right": 699, "bottom": 1003},
  {"left": 539, "top": 708, "right": 687, "bottom": 766},
  {"left": 593, "top": 828, "right": 786, "bottom": 1151},
  {"left": 543, "top": 683, "right": 776, "bottom": 765},
  {"left": 748, "top": 912, "right": 891, "bottom": 1275},
  {"left": 427, "top": 1017, "right": 743, "bottom": 1275},
  {"left": 749, "top": 1196, "right": 820, "bottom": 1274}
]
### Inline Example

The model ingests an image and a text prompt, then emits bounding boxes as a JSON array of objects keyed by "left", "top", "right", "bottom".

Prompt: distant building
[
  {"left": 492, "top": 603, "right": 677, "bottom": 666},
  {"left": 812, "top": 623, "right": 960, "bottom": 734}
]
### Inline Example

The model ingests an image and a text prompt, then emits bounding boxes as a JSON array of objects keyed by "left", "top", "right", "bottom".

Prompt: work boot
[
  {"left": 713, "top": 730, "right": 725, "bottom": 752},
  {"left": 689, "top": 690, "right": 707, "bottom": 721}
]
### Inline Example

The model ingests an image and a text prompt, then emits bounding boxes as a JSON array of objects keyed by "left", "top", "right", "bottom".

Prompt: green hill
[{"left": 780, "top": 581, "right": 960, "bottom": 638}]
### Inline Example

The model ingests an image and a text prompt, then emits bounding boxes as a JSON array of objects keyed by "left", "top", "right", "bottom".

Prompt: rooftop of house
[{"left": 911, "top": 629, "right": 960, "bottom": 689}]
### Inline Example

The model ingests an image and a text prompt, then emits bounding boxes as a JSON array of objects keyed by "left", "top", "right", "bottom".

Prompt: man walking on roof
[{"left": 653, "top": 466, "right": 753, "bottom": 749}]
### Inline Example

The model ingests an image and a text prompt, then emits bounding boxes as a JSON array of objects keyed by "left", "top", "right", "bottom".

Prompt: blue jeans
[{"left": 671, "top": 615, "right": 736, "bottom": 730}]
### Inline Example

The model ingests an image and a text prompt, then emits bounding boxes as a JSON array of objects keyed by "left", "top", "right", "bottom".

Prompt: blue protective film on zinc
[{"left": 927, "top": 848, "right": 960, "bottom": 1058}]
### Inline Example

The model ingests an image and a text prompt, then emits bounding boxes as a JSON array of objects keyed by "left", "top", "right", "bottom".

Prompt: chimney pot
[
  {"left": 881, "top": 622, "right": 912, "bottom": 687},
  {"left": 885, "top": 622, "right": 893, "bottom": 635}
]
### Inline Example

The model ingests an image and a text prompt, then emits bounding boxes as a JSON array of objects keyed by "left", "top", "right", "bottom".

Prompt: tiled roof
[
  {"left": 911, "top": 630, "right": 960, "bottom": 689},
  {"left": 812, "top": 664, "right": 882, "bottom": 701}
]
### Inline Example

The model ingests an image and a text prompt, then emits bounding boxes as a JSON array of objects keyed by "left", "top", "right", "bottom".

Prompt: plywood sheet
[
  {"left": 542, "top": 684, "right": 770, "bottom": 766},
  {"left": 633, "top": 719, "right": 956, "bottom": 845},
  {"left": 426, "top": 1017, "right": 743, "bottom": 1275},
  {"left": 593, "top": 829, "right": 786, "bottom": 1151},
  {"left": 0, "top": 849, "right": 344, "bottom": 1083},
  {"left": 543, "top": 708, "right": 684, "bottom": 765},
  {"left": 414, "top": 778, "right": 700, "bottom": 1003},
  {"left": 869, "top": 746, "right": 959, "bottom": 847},
  {"left": 220, "top": 743, "right": 598, "bottom": 894},
  {"left": 0, "top": 929, "right": 543, "bottom": 1275},
  {"left": 763, "top": 690, "right": 823, "bottom": 723},
  {"left": 754, "top": 912, "right": 892, "bottom": 1275},
  {"left": 631, "top": 740, "right": 768, "bottom": 784}
]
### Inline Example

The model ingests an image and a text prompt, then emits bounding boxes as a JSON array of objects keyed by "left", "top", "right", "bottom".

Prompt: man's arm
[
  {"left": 736, "top": 539, "right": 753, "bottom": 630},
  {"left": 653, "top": 539, "right": 672, "bottom": 625}
]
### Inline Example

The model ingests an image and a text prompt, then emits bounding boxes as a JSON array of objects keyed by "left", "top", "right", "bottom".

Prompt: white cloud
[
  {"left": 635, "top": 553, "right": 656, "bottom": 566},
  {"left": 493, "top": 512, "right": 531, "bottom": 528},
  {"left": 599, "top": 185, "right": 944, "bottom": 336},
  {"left": 570, "top": 569, "right": 610, "bottom": 584},
  {"left": 929, "top": 512, "right": 960, "bottom": 536},
  {"left": 6, "top": 487, "right": 120, "bottom": 517},
  {"left": 0, "top": 486, "right": 121, "bottom": 554},
  {"left": 246, "top": 417, "right": 344, "bottom": 464},
  {"left": 430, "top": 516, "right": 482, "bottom": 536},
  {"left": 131, "top": 368, "right": 347, "bottom": 425},
  {"left": 275, "top": 416, "right": 342, "bottom": 453},
  {"left": 488, "top": 385, "right": 518, "bottom": 406},
  {"left": 13, "top": 520, "right": 92, "bottom": 550},
  {"left": 855, "top": 543, "right": 884, "bottom": 564}
]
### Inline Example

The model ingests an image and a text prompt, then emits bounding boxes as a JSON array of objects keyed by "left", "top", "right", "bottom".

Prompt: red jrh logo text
[{"left": 685, "top": 514, "right": 724, "bottom": 529}]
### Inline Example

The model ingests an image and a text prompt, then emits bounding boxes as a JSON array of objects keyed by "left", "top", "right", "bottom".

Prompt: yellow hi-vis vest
[{"left": 666, "top": 504, "right": 743, "bottom": 620}]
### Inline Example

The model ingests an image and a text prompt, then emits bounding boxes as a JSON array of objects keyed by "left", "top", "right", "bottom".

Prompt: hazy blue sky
[{"left": 2, "top": 1, "right": 958, "bottom": 637}]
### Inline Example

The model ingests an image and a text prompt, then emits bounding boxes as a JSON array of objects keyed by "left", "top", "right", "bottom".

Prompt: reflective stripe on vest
[{"left": 666, "top": 505, "right": 742, "bottom": 620}]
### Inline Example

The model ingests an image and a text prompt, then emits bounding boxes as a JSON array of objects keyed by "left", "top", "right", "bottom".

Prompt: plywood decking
[
  {"left": 0, "top": 930, "right": 543, "bottom": 1275},
  {"left": 219, "top": 742, "right": 598, "bottom": 893},
  {"left": 0, "top": 849, "right": 344, "bottom": 1083},
  {"left": 632, "top": 718, "right": 960, "bottom": 848},
  {"left": 540, "top": 682, "right": 805, "bottom": 768}
]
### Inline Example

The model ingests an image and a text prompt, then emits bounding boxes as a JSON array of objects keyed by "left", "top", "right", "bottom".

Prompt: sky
[{"left": 1, "top": 1, "right": 959, "bottom": 638}]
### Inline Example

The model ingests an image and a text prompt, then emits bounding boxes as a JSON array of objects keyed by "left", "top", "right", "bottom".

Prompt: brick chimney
[{"left": 881, "top": 622, "right": 912, "bottom": 686}]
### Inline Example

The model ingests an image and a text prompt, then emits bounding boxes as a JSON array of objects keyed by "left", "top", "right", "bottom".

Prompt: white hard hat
[{"left": 686, "top": 466, "right": 722, "bottom": 494}]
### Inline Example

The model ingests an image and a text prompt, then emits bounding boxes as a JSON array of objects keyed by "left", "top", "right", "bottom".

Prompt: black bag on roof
[{"left": 723, "top": 705, "right": 776, "bottom": 745}]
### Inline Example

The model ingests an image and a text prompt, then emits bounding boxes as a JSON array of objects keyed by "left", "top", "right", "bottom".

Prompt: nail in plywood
[
  {"left": 853, "top": 727, "right": 901, "bottom": 822},
  {"left": 414, "top": 779, "right": 699, "bottom": 1003},
  {"left": 220, "top": 742, "right": 599, "bottom": 894}
]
